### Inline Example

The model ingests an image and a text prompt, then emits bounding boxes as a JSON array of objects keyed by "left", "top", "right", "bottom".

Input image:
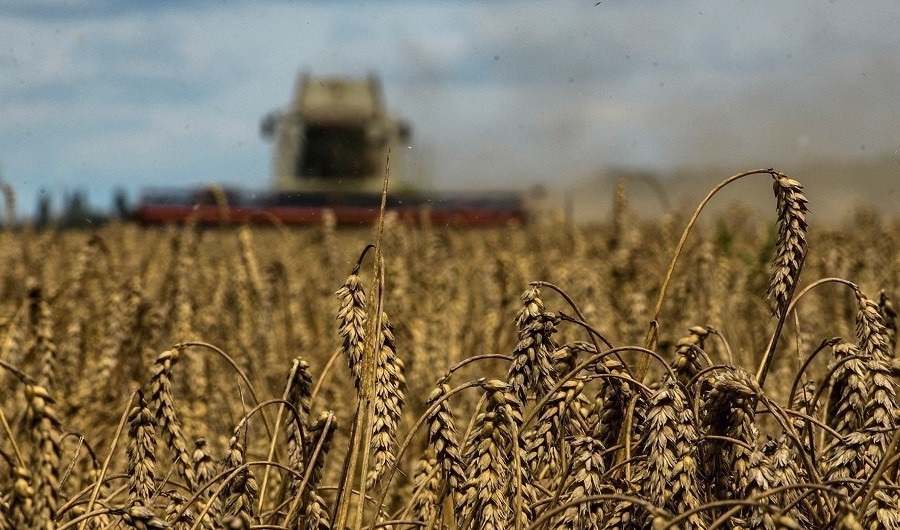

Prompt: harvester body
[{"left": 136, "top": 73, "right": 526, "bottom": 227}]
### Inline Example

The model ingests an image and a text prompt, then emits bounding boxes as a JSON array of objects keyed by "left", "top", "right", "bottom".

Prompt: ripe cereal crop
[{"left": 0, "top": 169, "right": 897, "bottom": 529}]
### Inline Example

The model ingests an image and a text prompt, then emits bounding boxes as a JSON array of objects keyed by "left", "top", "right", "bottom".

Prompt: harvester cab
[{"left": 261, "top": 73, "right": 410, "bottom": 194}]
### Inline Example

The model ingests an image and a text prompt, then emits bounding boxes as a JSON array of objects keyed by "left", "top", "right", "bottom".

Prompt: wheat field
[{"left": 0, "top": 170, "right": 898, "bottom": 529}]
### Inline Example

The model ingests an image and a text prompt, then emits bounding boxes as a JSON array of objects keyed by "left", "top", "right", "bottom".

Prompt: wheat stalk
[
  {"left": 765, "top": 435, "right": 813, "bottom": 528},
  {"left": 221, "top": 472, "right": 257, "bottom": 530},
  {"left": 285, "top": 358, "right": 312, "bottom": 475}
]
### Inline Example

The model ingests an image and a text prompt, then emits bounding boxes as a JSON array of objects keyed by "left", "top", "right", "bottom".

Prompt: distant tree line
[{"left": 31, "top": 189, "right": 132, "bottom": 229}]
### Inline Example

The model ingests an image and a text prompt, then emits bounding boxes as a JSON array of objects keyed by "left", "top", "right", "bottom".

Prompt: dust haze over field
[
  {"left": 564, "top": 154, "right": 899, "bottom": 224},
  {"left": 0, "top": 1, "right": 897, "bottom": 220}
]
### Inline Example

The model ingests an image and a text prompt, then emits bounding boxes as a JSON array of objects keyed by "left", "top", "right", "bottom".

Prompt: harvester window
[{"left": 298, "top": 124, "right": 378, "bottom": 179}]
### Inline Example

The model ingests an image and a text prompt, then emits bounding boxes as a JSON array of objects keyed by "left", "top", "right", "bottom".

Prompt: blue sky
[{"left": 1, "top": 1, "right": 898, "bottom": 216}]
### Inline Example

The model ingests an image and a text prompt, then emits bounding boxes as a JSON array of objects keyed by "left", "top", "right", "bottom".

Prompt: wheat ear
[
  {"left": 507, "top": 286, "right": 559, "bottom": 405},
  {"left": 640, "top": 377, "right": 704, "bottom": 529},
  {"left": 766, "top": 175, "right": 809, "bottom": 320},
  {"left": 552, "top": 435, "right": 606, "bottom": 530},
  {"left": 458, "top": 380, "right": 524, "bottom": 530},
  {"left": 756, "top": 174, "right": 810, "bottom": 388},
  {"left": 366, "top": 312, "right": 406, "bottom": 489},
  {"left": 125, "top": 390, "right": 157, "bottom": 505},
  {"left": 876, "top": 290, "right": 897, "bottom": 354},
  {"left": 147, "top": 348, "right": 196, "bottom": 489},
  {"left": 25, "top": 383, "right": 62, "bottom": 528},
  {"left": 424, "top": 382, "right": 466, "bottom": 502},
  {"left": 303, "top": 412, "right": 337, "bottom": 530},
  {"left": 701, "top": 367, "right": 761, "bottom": 504}
]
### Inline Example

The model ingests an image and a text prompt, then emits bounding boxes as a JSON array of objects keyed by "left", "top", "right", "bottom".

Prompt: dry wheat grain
[
  {"left": 507, "top": 287, "right": 559, "bottom": 404},
  {"left": 336, "top": 272, "right": 367, "bottom": 392},
  {"left": 424, "top": 382, "right": 466, "bottom": 500},
  {"left": 767, "top": 175, "right": 809, "bottom": 320},
  {"left": 125, "top": 390, "right": 157, "bottom": 505},
  {"left": 367, "top": 312, "right": 406, "bottom": 489},
  {"left": 146, "top": 348, "right": 196, "bottom": 489},
  {"left": 458, "top": 380, "right": 523, "bottom": 530}
]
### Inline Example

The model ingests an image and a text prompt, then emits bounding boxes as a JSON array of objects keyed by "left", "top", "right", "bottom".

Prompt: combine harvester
[{"left": 136, "top": 74, "right": 527, "bottom": 227}]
